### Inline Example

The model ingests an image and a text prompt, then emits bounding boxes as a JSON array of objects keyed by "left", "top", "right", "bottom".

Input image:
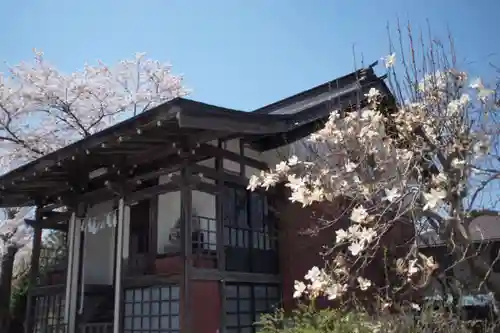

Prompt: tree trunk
[{"left": 0, "top": 245, "right": 19, "bottom": 332}]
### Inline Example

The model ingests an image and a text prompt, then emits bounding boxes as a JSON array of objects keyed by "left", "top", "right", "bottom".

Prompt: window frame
[
  {"left": 123, "top": 285, "right": 181, "bottom": 333},
  {"left": 225, "top": 283, "right": 281, "bottom": 333},
  {"left": 222, "top": 184, "right": 279, "bottom": 273}
]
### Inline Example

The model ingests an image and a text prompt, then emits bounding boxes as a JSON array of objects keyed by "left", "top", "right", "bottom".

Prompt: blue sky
[{"left": 1, "top": 0, "right": 499, "bottom": 111}]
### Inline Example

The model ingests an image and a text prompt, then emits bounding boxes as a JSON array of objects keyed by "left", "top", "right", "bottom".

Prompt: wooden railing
[{"left": 80, "top": 322, "right": 113, "bottom": 333}]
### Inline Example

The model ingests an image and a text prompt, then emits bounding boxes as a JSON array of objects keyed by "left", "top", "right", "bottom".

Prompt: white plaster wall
[
  {"left": 223, "top": 139, "right": 241, "bottom": 173},
  {"left": 83, "top": 201, "right": 117, "bottom": 285},
  {"left": 223, "top": 139, "right": 241, "bottom": 154},
  {"left": 192, "top": 190, "right": 217, "bottom": 250}
]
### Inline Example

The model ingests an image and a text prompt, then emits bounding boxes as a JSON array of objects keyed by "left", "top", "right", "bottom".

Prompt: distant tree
[{"left": 0, "top": 50, "right": 187, "bottom": 331}]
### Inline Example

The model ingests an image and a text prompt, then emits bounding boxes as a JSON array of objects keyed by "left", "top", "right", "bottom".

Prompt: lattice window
[
  {"left": 192, "top": 216, "right": 217, "bottom": 251},
  {"left": 223, "top": 186, "right": 278, "bottom": 273},
  {"left": 225, "top": 283, "right": 281, "bottom": 333},
  {"left": 123, "top": 285, "right": 180, "bottom": 333},
  {"left": 33, "top": 294, "right": 66, "bottom": 333}
]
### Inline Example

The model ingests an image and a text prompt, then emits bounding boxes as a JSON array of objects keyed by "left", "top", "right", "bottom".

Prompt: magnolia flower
[
  {"left": 357, "top": 277, "right": 372, "bottom": 291},
  {"left": 383, "top": 187, "right": 400, "bottom": 203},
  {"left": 260, "top": 172, "right": 279, "bottom": 189},
  {"left": 288, "top": 155, "right": 299, "bottom": 166},
  {"left": 247, "top": 174, "right": 260, "bottom": 191},
  {"left": 423, "top": 188, "right": 447, "bottom": 210},
  {"left": 365, "top": 87, "right": 381, "bottom": 103},
  {"left": 350, "top": 205, "right": 369, "bottom": 224},
  {"left": 325, "top": 283, "right": 347, "bottom": 300},
  {"left": 275, "top": 161, "right": 290, "bottom": 174},
  {"left": 304, "top": 266, "right": 322, "bottom": 281},
  {"left": 383, "top": 53, "right": 396, "bottom": 68},
  {"left": 348, "top": 241, "right": 364, "bottom": 256},
  {"left": 335, "top": 228, "right": 350, "bottom": 243},
  {"left": 293, "top": 280, "right": 307, "bottom": 298}
]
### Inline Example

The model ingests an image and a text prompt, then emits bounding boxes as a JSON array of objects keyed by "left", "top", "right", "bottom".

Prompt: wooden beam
[
  {"left": 149, "top": 195, "right": 158, "bottom": 277},
  {"left": 24, "top": 219, "right": 68, "bottom": 232},
  {"left": 123, "top": 274, "right": 181, "bottom": 288},
  {"left": 191, "top": 268, "right": 281, "bottom": 283},
  {"left": 125, "top": 182, "right": 179, "bottom": 204},
  {"left": 198, "top": 143, "right": 268, "bottom": 170},
  {"left": 215, "top": 139, "right": 227, "bottom": 333},
  {"left": 181, "top": 164, "right": 193, "bottom": 333},
  {"left": 190, "top": 164, "right": 249, "bottom": 187},
  {"left": 29, "top": 284, "right": 66, "bottom": 296}
]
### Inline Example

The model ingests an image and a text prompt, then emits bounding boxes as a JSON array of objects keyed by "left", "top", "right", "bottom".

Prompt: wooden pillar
[
  {"left": 67, "top": 213, "right": 82, "bottom": 333},
  {"left": 63, "top": 212, "right": 76, "bottom": 327},
  {"left": 181, "top": 164, "right": 193, "bottom": 333},
  {"left": 216, "top": 139, "right": 226, "bottom": 333},
  {"left": 113, "top": 198, "right": 126, "bottom": 333},
  {"left": 23, "top": 209, "right": 43, "bottom": 333}
]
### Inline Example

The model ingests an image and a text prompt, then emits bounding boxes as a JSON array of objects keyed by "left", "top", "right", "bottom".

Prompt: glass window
[
  {"left": 224, "top": 283, "right": 281, "bottom": 333},
  {"left": 123, "top": 285, "right": 180, "bottom": 333},
  {"left": 223, "top": 187, "right": 278, "bottom": 273}
]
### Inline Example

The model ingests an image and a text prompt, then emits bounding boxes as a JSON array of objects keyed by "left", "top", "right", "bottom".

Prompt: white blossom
[
  {"left": 423, "top": 188, "right": 447, "bottom": 210},
  {"left": 365, "top": 88, "right": 381, "bottom": 103},
  {"left": 383, "top": 187, "right": 401, "bottom": 203},
  {"left": 350, "top": 205, "right": 369, "bottom": 224},
  {"left": 357, "top": 277, "right": 372, "bottom": 291},
  {"left": 348, "top": 241, "right": 364, "bottom": 256},
  {"left": 293, "top": 280, "right": 307, "bottom": 298},
  {"left": 383, "top": 53, "right": 396, "bottom": 68}
]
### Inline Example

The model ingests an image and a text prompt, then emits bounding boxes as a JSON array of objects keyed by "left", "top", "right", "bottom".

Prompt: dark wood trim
[
  {"left": 239, "top": 139, "right": 245, "bottom": 177},
  {"left": 29, "top": 284, "right": 66, "bottom": 296},
  {"left": 125, "top": 182, "right": 179, "bottom": 204},
  {"left": 192, "top": 181, "right": 217, "bottom": 194},
  {"left": 198, "top": 143, "right": 268, "bottom": 170},
  {"left": 123, "top": 274, "right": 181, "bottom": 288},
  {"left": 75, "top": 229, "right": 85, "bottom": 328},
  {"left": 24, "top": 211, "right": 71, "bottom": 231},
  {"left": 118, "top": 198, "right": 127, "bottom": 333},
  {"left": 24, "top": 210, "right": 43, "bottom": 333},
  {"left": 219, "top": 280, "right": 226, "bottom": 333},
  {"left": 190, "top": 164, "right": 249, "bottom": 187},
  {"left": 149, "top": 195, "right": 159, "bottom": 274},
  {"left": 215, "top": 139, "right": 225, "bottom": 274},
  {"left": 191, "top": 268, "right": 280, "bottom": 283},
  {"left": 216, "top": 140, "right": 227, "bottom": 333},
  {"left": 181, "top": 163, "right": 193, "bottom": 333}
]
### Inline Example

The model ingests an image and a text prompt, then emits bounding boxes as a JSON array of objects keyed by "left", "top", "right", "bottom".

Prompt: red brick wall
[
  {"left": 277, "top": 198, "right": 415, "bottom": 311},
  {"left": 191, "top": 281, "right": 220, "bottom": 333},
  {"left": 154, "top": 257, "right": 221, "bottom": 333},
  {"left": 154, "top": 255, "right": 216, "bottom": 275},
  {"left": 278, "top": 202, "right": 335, "bottom": 310}
]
